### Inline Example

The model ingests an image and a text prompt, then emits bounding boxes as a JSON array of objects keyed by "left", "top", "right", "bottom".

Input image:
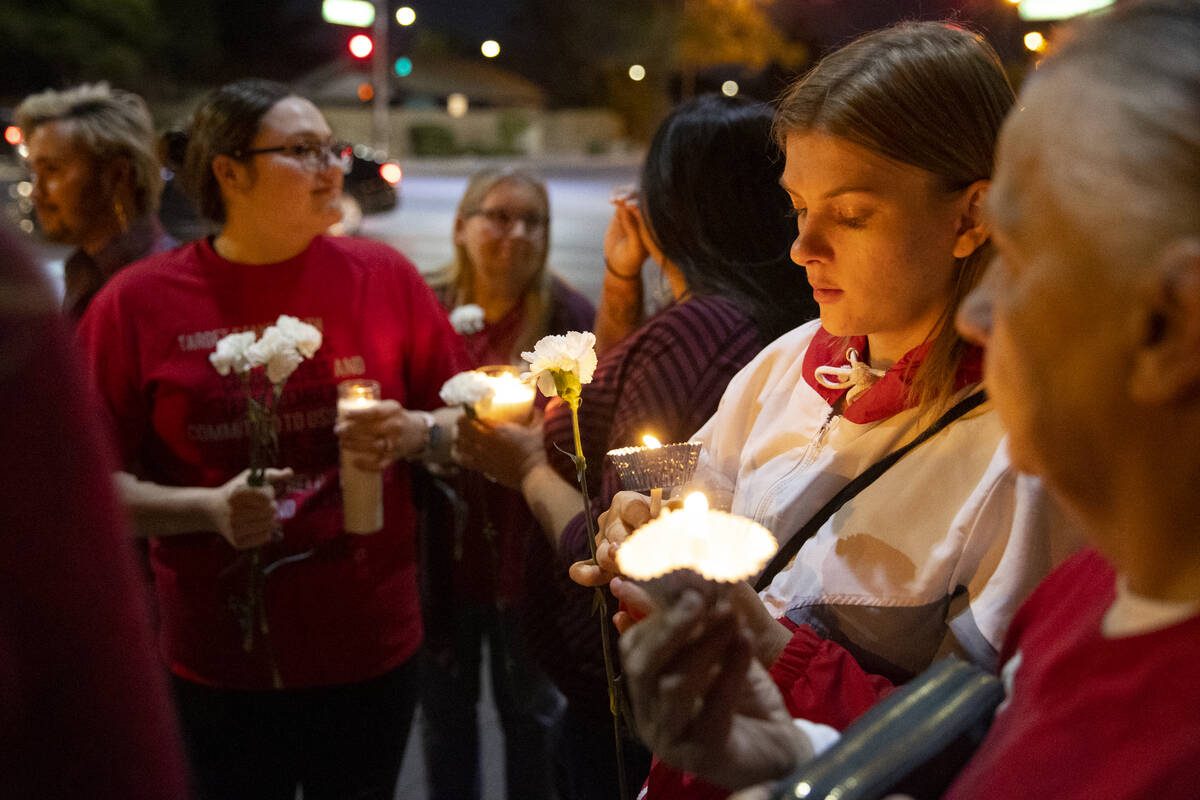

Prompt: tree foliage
[
  {"left": 0, "top": 0, "right": 163, "bottom": 94},
  {"left": 0, "top": 0, "right": 230, "bottom": 100},
  {"left": 679, "top": 0, "right": 806, "bottom": 73}
]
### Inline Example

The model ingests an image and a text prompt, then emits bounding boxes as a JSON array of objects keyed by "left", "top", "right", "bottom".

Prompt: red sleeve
[
  {"left": 770, "top": 618, "right": 898, "bottom": 729},
  {"left": 0, "top": 230, "right": 189, "bottom": 798}
]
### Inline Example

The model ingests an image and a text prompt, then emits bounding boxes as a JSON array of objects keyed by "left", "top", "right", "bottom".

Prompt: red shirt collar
[{"left": 801, "top": 327, "right": 982, "bottom": 423}]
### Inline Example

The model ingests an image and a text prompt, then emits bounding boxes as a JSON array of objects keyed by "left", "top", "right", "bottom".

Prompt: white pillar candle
[
  {"left": 337, "top": 379, "right": 384, "bottom": 534},
  {"left": 475, "top": 369, "right": 536, "bottom": 423}
]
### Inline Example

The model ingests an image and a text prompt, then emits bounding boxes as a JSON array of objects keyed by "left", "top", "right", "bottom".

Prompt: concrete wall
[{"left": 318, "top": 107, "right": 629, "bottom": 157}]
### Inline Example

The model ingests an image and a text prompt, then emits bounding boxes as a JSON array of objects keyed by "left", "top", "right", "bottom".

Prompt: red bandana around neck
[{"left": 801, "top": 327, "right": 983, "bottom": 423}]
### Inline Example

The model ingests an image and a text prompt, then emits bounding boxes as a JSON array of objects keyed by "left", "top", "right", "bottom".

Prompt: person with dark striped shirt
[{"left": 454, "top": 94, "right": 817, "bottom": 800}]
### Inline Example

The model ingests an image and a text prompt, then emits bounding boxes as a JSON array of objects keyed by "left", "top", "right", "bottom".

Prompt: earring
[{"left": 113, "top": 195, "right": 129, "bottom": 232}]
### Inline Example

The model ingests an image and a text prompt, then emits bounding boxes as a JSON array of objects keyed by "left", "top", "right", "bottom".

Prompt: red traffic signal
[{"left": 348, "top": 34, "right": 373, "bottom": 59}]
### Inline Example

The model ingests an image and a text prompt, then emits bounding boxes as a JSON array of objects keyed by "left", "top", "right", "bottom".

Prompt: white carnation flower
[
  {"left": 449, "top": 304, "right": 485, "bottom": 335},
  {"left": 209, "top": 331, "right": 257, "bottom": 376},
  {"left": 521, "top": 331, "right": 597, "bottom": 398},
  {"left": 439, "top": 370, "right": 496, "bottom": 407},
  {"left": 273, "top": 315, "right": 323, "bottom": 359},
  {"left": 248, "top": 325, "right": 305, "bottom": 384}
]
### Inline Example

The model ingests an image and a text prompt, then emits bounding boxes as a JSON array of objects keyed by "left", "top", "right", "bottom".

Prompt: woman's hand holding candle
[
  {"left": 453, "top": 409, "right": 547, "bottom": 490},
  {"left": 335, "top": 399, "right": 428, "bottom": 471}
]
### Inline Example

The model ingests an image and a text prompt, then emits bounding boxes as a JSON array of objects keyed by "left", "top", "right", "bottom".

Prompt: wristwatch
[{"left": 412, "top": 410, "right": 439, "bottom": 460}]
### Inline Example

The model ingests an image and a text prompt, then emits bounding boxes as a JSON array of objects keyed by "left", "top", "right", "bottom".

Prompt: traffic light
[{"left": 348, "top": 33, "right": 373, "bottom": 59}]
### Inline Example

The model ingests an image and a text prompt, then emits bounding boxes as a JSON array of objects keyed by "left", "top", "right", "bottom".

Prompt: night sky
[{"left": 0, "top": 0, "right": 1036, "bottom": 102}]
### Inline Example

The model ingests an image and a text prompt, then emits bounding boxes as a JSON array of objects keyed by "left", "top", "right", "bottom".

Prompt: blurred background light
[
  {"left": 379, "top": 162, "right": 403, "bottom": 184},
  {"left": 447, "top": 93, "right": 469, "bottom": 117},
  {"left": 628, "top": 64, "right": 646, "bottom": 81},
  {"left": 1018, "top": 0, "right": 1114, "bottom": 20},
  {"left": 321, "top": 0, "right": 374, "bottom": 27},
  {"left": 348, "top": 33, "right": 374, "bottom": 58},
  {"left": 481, "top": 40, "right": 500, "bottom": 58}
]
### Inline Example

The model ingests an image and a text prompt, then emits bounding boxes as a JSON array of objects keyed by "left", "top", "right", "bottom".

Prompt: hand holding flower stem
[{"left": 522, "top": 332, "right": 630, "bottom": 800}]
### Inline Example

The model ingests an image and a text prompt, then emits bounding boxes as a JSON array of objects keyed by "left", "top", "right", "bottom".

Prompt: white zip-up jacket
[{"left": 691, "top": 320, "right": 1081, "bottom": 681}]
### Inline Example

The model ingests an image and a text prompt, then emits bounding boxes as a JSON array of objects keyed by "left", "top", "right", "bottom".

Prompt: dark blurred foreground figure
[
  {"left": 16, "top": 83, "right": 174, "bottom": 319},
  {"left": 619, "top": 2, "right": 1200, "bottom": 798},
  {"left": 0, "top": 224, "right": 189, "bottom": 798}
]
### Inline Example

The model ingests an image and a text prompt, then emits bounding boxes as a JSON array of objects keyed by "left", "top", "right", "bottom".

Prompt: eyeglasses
[
  {"left": 231, "top": 140, "right": 354, "bottom": 173},
  {"left": 469, "top": 208, "right": 548, "bottom": 234}
]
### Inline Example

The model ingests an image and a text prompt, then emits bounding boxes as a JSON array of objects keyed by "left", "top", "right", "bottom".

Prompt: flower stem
[{"left": 570, "top": 401, "right": 629, "bottom": 800}]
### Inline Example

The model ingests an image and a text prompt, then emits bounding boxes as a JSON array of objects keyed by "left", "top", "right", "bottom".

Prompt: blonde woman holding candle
[
  {"left": 76, "top": 79, "right": 470, "bottom": 800},
  {"left": 418, "top": 168, "right": 594, "bottom": 800},
  {"left": 454, "top": 95, "right": 817, "bottom": 800},
  {"left": 583, "top": 22, "right": 1084, "bottom": 800}
]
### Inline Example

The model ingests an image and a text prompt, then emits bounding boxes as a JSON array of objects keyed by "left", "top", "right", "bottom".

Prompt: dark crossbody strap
[{"left": 753, "top": 389, "right": 988, "bottom": 592}]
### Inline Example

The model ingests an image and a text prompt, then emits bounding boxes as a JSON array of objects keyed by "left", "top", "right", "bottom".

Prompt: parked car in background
[{"left": 342, "top": 142, "right": 402, "bottom": 224}]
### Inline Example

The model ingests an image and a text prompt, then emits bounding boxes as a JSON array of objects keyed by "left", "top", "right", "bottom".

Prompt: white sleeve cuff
[{"left": 793, "top": 718, "right": 841, "bottom": 756}]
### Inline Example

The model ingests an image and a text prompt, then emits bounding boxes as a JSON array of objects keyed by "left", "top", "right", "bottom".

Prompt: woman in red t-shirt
[{"left": 77, "top": 79, "right": 470, "bottom": 800}]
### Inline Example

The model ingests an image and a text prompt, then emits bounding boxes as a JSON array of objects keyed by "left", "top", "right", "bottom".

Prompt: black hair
[
  {"left": 640, "top": 94, "right": 817, "bottom": 343},
  {"left": 183, "top": 78, "right": 292, "bottom": 223}
]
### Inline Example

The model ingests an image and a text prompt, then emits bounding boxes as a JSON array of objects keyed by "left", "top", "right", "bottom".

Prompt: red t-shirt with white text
[{"left": 78, "top": 235, "right": 470, "bottom": 689}]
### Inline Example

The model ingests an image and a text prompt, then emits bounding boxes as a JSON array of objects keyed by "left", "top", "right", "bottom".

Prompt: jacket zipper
[{"left": 752, "top": 405, "right": 838, "bottom": 523}]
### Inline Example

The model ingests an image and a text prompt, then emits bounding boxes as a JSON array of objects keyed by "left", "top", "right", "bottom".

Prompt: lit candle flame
[
  {"left": 684, "top": 492, "right": 709, "bottom": 514},
  {"left": 491, "top": 372, "right": 535, "bottom": 402},
  {"left": 642, "top": 434, "right": 663, "bottom": 449}
]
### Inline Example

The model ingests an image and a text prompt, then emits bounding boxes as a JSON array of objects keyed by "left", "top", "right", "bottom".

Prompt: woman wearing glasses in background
[
  {"left": 76, "top": 79, "right": 471, "bottom": 800},
  {"left": 417, "top": 168, "right": 594, "bottom": 800}
]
